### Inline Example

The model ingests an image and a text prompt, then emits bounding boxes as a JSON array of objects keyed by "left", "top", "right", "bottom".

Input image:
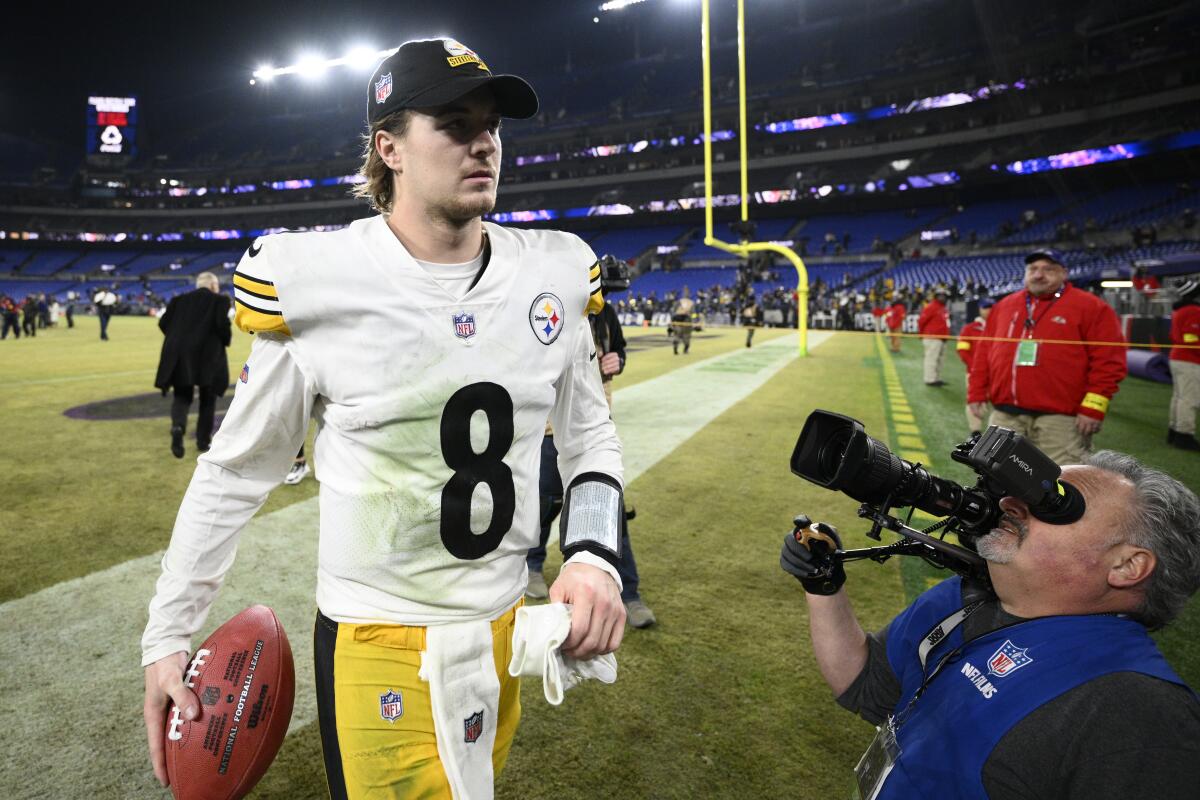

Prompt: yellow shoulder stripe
[
  {"left": 235, "top": 302, "right": 291, "bottom": 336},
  {"left": 233, "top": 272, "right": 279, "bottom": 300},
  {"left": 586, "top": 290, "right": 605, "bottom": 316}
]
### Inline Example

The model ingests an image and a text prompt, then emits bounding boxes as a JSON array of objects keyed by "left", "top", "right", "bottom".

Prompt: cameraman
[{"left": 782, "top": 452, "right": 1200, "bottom": 799}]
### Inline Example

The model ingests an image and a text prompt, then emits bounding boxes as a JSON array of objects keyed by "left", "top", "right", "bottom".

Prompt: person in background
[
  {"left": 21, "top": 295, "right": 37, "bottom": 337},
  {"left": 1168, "top": 280, "right": 1200, "bottom": 451},
  {"left": 671, "top": 286, "right": 696, "bottom": 355},
  {"left": 886, "top": 297, "right": 906, "bottom": 353},
  {"left": 153, "top": 272, "right": 232, "bottom": 458},
  {"left": 94, "top": 285, "right": 118, "bottom": 341},
  {"left": 742, "top": 295, "right": 760, "bottom": 348},
  {"left": 1, "top": 295, "right": 20, "bottom": 339},
  {"left": 956, "top": 297, "right": 994, "bottom": 435},
  {"left": 918, "top": 287, "right": 949, "bottom": 386},
  {"left": 968, "top": 249, "right": 1126, "bottom": 465}
]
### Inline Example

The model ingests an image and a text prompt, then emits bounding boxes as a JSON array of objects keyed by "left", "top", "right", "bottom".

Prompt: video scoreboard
[{"left": 86, "top": 95, "right": 138, "bottom": 159}]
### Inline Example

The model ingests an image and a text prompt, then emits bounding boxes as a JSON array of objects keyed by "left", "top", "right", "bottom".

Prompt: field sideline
[{"left": 0, "top": 316, "right": 1197, "bottom": 799}]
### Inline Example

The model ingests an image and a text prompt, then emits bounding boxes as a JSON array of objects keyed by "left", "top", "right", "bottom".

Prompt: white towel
[
  {"left": 508, "top": 603, "right": 618, "bottom": 706},
  {"left": 419, "top": 620, "right": 500, "bottom": 800}
]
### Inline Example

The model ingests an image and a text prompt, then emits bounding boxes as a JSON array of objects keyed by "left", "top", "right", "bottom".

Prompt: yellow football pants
[{"left": 314, "top": 604, "right": 522, "bottom": 799}]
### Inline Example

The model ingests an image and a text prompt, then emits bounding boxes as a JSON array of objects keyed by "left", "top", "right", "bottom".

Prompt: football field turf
[{"left": 0, "top": 317, "right": 1196, "bottom": 799}]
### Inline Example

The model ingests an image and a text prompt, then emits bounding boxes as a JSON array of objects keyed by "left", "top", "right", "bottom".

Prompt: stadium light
[
  {"left": 1101, "top": 280, "right": 1134, "bottom": 288},
  {"left": 345, "top": 46, "right": 379, "bottom": 70},
  {"left": 251, "top": 47, "right": 398, "bottom": 83},
  {"left": 600, "top": 0, "right": 649, "bottom": 11},
  {"left": 295, "top": 54, "right": 328, "bottom": 79}
]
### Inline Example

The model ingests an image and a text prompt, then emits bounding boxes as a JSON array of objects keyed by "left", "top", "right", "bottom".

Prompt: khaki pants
[
  {"left": 988, "top": 409, "right": 1091, "bottom": 466},
  {"left": 923, "top": 338, "right": 946, "bottom": 383},
  {"left": 1170, "top": 359, "right": 1200, "bottom": 435},
  {"left": 965, "top": 372, "right": 989, "bottom": 433}
]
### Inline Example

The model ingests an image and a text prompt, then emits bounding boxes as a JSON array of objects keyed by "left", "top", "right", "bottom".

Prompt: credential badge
[{"left": 380, "top": 689, "right": 404, "bottom": 722}]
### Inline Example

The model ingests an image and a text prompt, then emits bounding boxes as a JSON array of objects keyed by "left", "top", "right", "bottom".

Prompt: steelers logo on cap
[{"left": 443, "top": 39, "right": 488, "bottom": 71}]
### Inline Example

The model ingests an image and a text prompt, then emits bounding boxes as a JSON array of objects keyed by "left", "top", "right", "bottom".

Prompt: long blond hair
[{"left": 351, "top": 109, "right": 412, "bottom": 213}]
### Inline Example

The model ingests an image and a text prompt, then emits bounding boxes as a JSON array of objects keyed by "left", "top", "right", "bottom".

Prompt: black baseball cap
[
  {"left": 367, "top": 38, "right": 539, "bottom": 124},
  {"left": 1024, "top": 248, "right": 1066, "bottom": 266}
]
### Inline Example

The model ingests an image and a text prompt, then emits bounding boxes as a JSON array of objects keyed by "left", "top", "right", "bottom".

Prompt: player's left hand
[
  {"left": 599, "top": 352, "right": 621, "bottom": 376},
  {"left": 1075, "top": 413, "right": 1103, "bottom": 436},
  {"left": 550, "top": 562, "right": 625, "bottom": 659}
]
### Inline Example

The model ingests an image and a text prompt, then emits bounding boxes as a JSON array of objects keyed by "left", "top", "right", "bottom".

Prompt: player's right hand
[
  {"left": 967, "top": 402, "right": 989, "bottom": 421},
  {"left": 143, "top": 650, "right": 198, "bottom": 787},
  {"left": 780, "top": 515, "right": 846, "bottom": 596}
]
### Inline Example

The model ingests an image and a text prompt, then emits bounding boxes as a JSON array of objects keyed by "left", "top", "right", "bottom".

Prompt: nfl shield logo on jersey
[
  {"left": 529, "top": 292, "right": 566, "bottom": 345},
  {"left": 375, "top": 72, "right": 393, "bottom": 104},
  {"left": 463, "top": 710, "right": 484, "bottom": 743},
  {"left": 379, "top": 689, "right": 404, "bottom": 722},
  {"left": 453, "top": 311, "right": 477, "bottom": 340},
  {"left": 986, "top": 640, "right": 1033, "bottom": 678}
]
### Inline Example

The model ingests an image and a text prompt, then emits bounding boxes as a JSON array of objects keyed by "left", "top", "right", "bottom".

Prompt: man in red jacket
[
  {"left": 918, "top": 287, "right": 950, "bottom": 386},
  {"left": 956, "top": 296, "right": 994, "bottom": 434},
  {"left": 886, "top": 298, "right": 906, "bottom": 352},
  {"left": 1169, "top": 279, "right": 1200, "bottom": 451},
  {"left": 968, "top": 249, "right": 1126, "bottom": 465}
]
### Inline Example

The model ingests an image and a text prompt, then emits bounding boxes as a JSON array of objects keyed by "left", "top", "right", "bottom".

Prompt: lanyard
[
  {"left": 1024, "top": 287, "right": 1064, "bottom": 335},
  {"left": 892, "top": 602, "right": 991, "bottom": 730}
]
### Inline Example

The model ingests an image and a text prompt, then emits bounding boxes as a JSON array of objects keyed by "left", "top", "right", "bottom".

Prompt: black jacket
[
  {"left": 590, "top": 302, "right": 627, "bottom": 376},
  {"left": 154, "top": 289, "right": 232, "bottom": 394}
]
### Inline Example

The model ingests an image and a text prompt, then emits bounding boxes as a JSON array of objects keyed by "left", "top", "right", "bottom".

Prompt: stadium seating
[
  {"left": 18, "top": 251, "right": 82, "bottom": 276},
  {"left": 587, "top": 225, "right": 692, "bottom": 261}
]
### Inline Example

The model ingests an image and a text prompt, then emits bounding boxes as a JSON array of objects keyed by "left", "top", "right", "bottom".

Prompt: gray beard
[{"left": 975, "top": 514, "right": 1028, "bottom": 564}]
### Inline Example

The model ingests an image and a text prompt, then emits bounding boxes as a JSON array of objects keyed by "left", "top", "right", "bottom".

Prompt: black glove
[{"left": 780, "top": 514, "right": 846, "bottom": 595}]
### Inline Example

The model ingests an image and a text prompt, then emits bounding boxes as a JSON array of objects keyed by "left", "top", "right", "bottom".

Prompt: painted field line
[
  {"left": 875, "top": 335, "right": 931, "bottom": 463},
  {"left": 0, "top": 367, "right": 156, "bottom": 388},
  {"left": 0, "top": 330, "right": 828, "bottom": 799}
]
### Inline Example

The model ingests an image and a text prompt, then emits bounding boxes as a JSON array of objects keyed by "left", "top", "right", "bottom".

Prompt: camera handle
[{"left": 829, "top": 503, "right": 988, "bottom": 574}]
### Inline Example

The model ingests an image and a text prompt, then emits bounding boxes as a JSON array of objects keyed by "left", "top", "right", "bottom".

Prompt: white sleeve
[
  {"left": 141, "top": 334, "right": 313, "bottom": 666},
  {"left": 549, "top": 318, "right": 625, "bottom": 589},
  {"left": 550, "top": 317, "right": 623, "bottom": 490}
]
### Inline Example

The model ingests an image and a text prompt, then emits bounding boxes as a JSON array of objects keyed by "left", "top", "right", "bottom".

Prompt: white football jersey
[{"left": 142, "top": 216, "right": 622, "bottom": 665}]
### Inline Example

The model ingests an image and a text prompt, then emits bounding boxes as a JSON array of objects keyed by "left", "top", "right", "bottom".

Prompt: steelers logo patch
[{"left": 529, "top": 292, "right": 566, "bottom": 345}]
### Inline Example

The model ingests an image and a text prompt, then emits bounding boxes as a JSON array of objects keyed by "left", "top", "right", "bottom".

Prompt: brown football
[{"left": 164, "top": 605, "right": 295, "bottom": 800}]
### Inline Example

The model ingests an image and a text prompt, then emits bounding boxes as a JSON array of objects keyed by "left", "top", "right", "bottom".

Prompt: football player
[{"left": 142, "top": 38, "right": 626, "bottom": 798}]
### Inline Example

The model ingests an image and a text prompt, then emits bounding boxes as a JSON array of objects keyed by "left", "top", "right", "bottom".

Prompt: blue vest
[{"left": 877, "top": 577, "right": 1188, "bottom": 799}]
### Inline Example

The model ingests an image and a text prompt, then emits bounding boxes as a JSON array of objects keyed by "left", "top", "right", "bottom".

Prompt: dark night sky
[{"left": 0, "top": 0, "right": 733, "bottom": 150}]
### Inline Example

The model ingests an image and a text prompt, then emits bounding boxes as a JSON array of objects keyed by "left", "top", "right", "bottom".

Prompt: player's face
[
  {"left": 396, "top": 87, "right": 503, "bottom": 224},
  {"left": 1024, "top": 259, "right": 1066, "bottom": 296},
  {"left": 978, "top": 466, "right": 1138, "bottom": 613}
]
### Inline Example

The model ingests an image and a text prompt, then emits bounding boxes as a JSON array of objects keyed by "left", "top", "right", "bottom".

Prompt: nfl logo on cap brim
[{"left": 375, "top": 72, "right": 393, "bottom": 104}]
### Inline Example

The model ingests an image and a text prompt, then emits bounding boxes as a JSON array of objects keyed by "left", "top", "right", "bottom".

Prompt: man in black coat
[{"left": 154, "top": 272, "right": 232, "bottom": 458}]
